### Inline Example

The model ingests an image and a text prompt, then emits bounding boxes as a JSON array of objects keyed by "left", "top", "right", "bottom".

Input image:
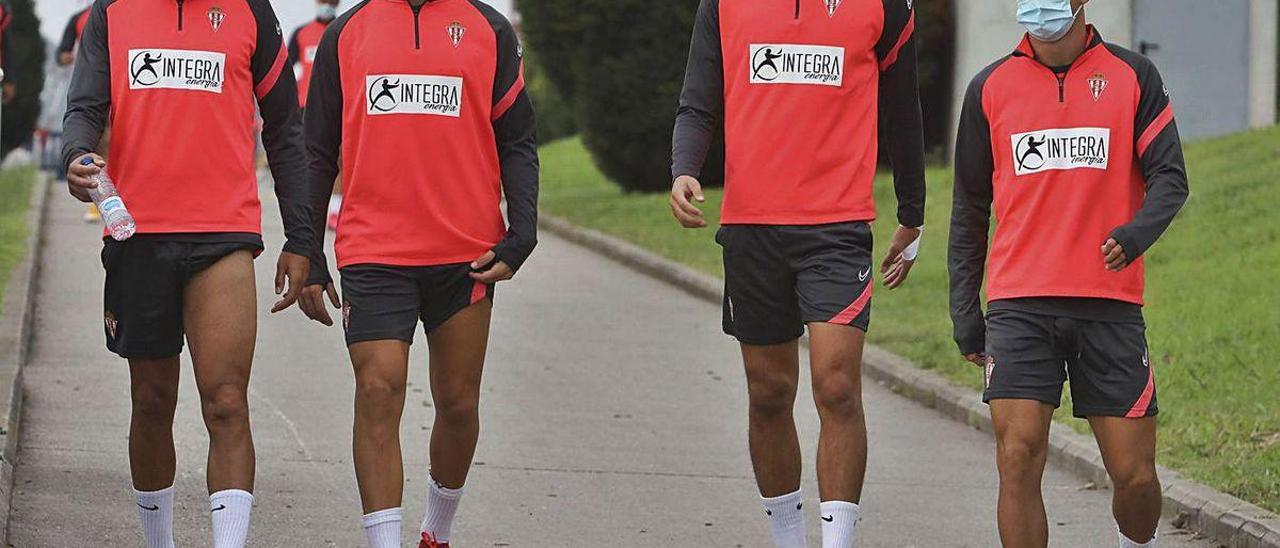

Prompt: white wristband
[{"left": 902, "top": 225, "right": 923, "bottom": 261}]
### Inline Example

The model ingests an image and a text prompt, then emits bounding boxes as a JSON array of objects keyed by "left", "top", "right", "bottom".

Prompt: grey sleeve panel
[
  {"left": 61, "top": 0, "right": 112, "bottom": 170},
  {"left": 671, "top": 0, "right": 723, "bottom": 181},
  {"left": 948, "top": 59, "right": 1003, "bottom": 356}
]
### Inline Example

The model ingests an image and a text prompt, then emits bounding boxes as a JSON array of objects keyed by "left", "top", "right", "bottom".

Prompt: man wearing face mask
[
  {"left": 949, "top": 1, "right": 1188, "bottom": 547},
  {"left": 288, "top": 0, "right": 342, "bottom": 229}
]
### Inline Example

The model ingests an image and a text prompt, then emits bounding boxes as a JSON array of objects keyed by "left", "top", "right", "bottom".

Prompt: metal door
[{"left": 1132, "top": 0, "right": 1251, "bottom": 139}]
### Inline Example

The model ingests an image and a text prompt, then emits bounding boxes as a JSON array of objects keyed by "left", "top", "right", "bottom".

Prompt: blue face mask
[
  {"left": 317, "top": 3, "right": 337, "bottom": 20},
  {"left": 1016, "top": 0, "right": 1083, "bottom": 43}
]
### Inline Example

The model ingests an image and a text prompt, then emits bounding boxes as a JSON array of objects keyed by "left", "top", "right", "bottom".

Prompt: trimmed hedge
[{"left": 1, "top": 0, "right": 45, "bottom": 157}]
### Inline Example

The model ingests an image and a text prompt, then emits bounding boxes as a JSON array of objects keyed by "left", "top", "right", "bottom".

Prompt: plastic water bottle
[{"left": 81, "top": 157, "right": 136, "bottom": 241}]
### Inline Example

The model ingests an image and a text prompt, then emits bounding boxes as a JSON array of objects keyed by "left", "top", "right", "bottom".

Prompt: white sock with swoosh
[
  {"left": 762, "top": 490, "right": 807, "bottom": 548},
  {"left": 209, "top": 489, "right": 254, "bottom": 548},
  {"left": 820, "top": 500, "right": 860, "bottom": 548},
  {"left": 134, "top": 485, "right": 175, "bottom": 548}
]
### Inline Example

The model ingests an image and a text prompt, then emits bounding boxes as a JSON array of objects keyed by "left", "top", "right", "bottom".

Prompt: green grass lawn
[
  {"left": 0, "top": 166, "right": 36, "bottom": 314},
  {"left": 540, "top": 129, "right": 1280, "bottom": 512}
]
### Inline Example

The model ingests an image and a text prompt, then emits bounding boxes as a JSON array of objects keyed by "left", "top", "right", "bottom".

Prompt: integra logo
[
  {"left": 1011, "top": 127, "right": 1110, "bottom": 176},
  {"left": 749, "top": 44, "right": 844, "bottom": 87},
  {"left": 366, "top": 74, "right": 463, "bottom": 117},
  {"left": 127, "top": 49, "right": 225, "bottom": 93}
]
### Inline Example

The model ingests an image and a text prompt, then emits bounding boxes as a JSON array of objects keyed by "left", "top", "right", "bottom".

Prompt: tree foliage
[{"left": 1, "top": 0, "right": 45, "bottom": 157}]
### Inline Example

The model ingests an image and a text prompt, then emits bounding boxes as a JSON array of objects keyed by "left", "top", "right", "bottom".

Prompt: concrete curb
[
  {"left": 540, "top": 213, "right": 1280, "bottom": 548},
  {"left": 0, "top": 172, "right": 51, "bottom": 546}
]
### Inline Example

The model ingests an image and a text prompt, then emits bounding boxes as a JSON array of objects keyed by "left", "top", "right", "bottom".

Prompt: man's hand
[
  {"left": 270, "top": 251, "right": 311, "bottom": 314},
  {"left": 1, "top": 83, "right": 14, "bottom": 105},
  {"left": 1102, "top": 238, "right": 1128, "bottom": 272},
  {"left": 67, "top": 153, "right": 104, "bottom": 203},
  {"left": 299, "top": 283, "right": 340, "bottom": 326},
  {"left": 964, "top": 353, "right": 989, "bottom": 367},
  {"left": 669, "top": 175, "right": 707, "bottom": 228},
  {"left": 469, "top": 250, "right": 514, "bottom": 283},
  {"left": 58, "top": 52, "right": 76, "bottom": 67},
  {"left": 881, "top": 225, "right": 922, "bottom": 289}
]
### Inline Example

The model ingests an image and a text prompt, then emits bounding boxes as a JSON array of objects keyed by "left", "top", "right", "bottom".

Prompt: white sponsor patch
[
  {"left": 1010, "top": 127, "right": 1110, "bottom": 176},
  {"left": 366, "top": 74, "right": 463, "bottom": 117},
  {"left": 127, "top": 49, "right": 225, "bottom": 93},
  {"left": 748, "top": 44, "right": 844, "bottom": 87}
]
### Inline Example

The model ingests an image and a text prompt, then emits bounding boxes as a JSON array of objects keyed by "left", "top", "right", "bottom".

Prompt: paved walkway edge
[
  {"left": 0, "top": 172, "right": 51, "bottom": 545},
  {"left": 540, "top": 213, "right": 1280, "bottom": 548}
]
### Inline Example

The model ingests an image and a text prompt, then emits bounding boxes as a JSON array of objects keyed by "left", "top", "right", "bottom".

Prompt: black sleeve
[
  {"left": 62, "top": 1, "right": 111, "bottom": 170},
  {"left": 876, "top": 0, "right": 926, "bottom": 228},
  {"left": 286, "top": 26, "right": 301, "bottom": 66},
  {"left": 476, "top": 1, "right": 539, "bottom": 272},
  {"left": 57, "top": 11, "right": 81, "bottom": 56},
  {"left": 1107, "top": 47, "right": 1189, "bottom": 263},
  {"left": 671, "top": 0, "right": 723, "bottom": 181},
  {"left": 302, "top": 20, "right": 345, "bottom": 286},
  {"left": 948, "top": 64, "right": 1000, "bottom": 356},
  {"left": 248, "top": 0, "right": 314, "bottom": 257}
]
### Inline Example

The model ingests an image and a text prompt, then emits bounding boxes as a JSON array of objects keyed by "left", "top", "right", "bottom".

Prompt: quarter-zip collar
[{"left": 1012, "top": 25, "right": 1104, "bottom": 66}]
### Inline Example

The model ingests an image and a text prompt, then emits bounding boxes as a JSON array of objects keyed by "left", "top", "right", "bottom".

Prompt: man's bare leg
[
  {"left": 741, "top": 340, "right": 802, "bottom": 496},
  {"left": 348, "top": 340, "right": 411, "bottom": 513},
  {"left": 128, "top": 358, "right": 180, "bottom": 491},
  {"left": 990, "top": 399, "right": 1055, "bottom": 548},
  {"left": 807, "top": 323, "right": 868, "bottom": 503},
  {"left": 418, "top": 300, "right": 492, "bottom": 544},
  {"left": 185, "top": 249, "right": 258, "bottom": 547},
  {"left": 1091, "top": 416, "right": 1161, "bottom": 544}
]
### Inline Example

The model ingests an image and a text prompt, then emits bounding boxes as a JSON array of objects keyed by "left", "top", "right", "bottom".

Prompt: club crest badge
[
  {"left": 104, "top": 312, "right": 119, "bottom": 339},
  {"left": 825, "top": 0, "right": 842, "bottom": 16},
  {"left": 1088, "top": 72, "right": 1108, "bottom": 102},
  {"left": 447, "top": 21, "right": 466, "bottom": 48},
  {"left": 208, "top": 6, "right": 226, "bottom": 32}
]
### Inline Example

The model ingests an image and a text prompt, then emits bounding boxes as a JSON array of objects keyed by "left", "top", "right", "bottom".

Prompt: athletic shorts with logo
[
  {"left": 102, "top": 235, "right": 263, "bottom": 360},
  {"left": 717, "top": 222, "right": 874, "bottom": 346},
  {"left": 339, "top": 264, "right": 494, "bottom": 346},
  {"left": 983, "top": 308, "right": 1157, "bottom": 418}
]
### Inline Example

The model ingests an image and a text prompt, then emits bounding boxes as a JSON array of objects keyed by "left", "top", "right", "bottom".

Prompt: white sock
[
  {"left": 209, "top": 489, "right": 254, "bottom": 548},
  {"left": 1119, "top": 526, "right": 1157, "bottom": 547},
  {"left": 820, "top": 501, "right": 860, "bottom": 548},
  {"left": 420, "top": 476, "right": 465, "bottom": 543},
  {"left": 761, "top": 490, "right": 807, "bottom": 548},
  {"left": 363, "top": 507, "right": 403, "bottom": 548},
  {"left": 134, "top": 486, "right": 176, "bottom": 548}
]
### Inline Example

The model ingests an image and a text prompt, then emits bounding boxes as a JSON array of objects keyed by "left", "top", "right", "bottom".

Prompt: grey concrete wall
[
  {"left": 949, "top": 1, "right": 1134, "bottom": 153},
  {"left": 1250, "top": 0, "right": 1278, "bottom": 128}
]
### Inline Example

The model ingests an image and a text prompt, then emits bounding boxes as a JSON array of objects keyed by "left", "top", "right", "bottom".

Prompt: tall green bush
[{"left": 1, "top": 0, "right": 44, "bottom": 157}]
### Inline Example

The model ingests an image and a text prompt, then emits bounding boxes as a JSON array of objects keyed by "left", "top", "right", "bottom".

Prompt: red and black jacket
[
  {"left": 304, "top": 0, "right": 538, "bottom": 285},
  {"left": 287, "top": 16, "right": 330, "bottom": 108},
  {"left": 57, "top": 8, "right": 92, "bottom": 58},
  {"left": 62, "top": 0, "right": 314, "bottom": 256},
  {"left": 672, "top": 0, "right": 926, "bottom": 228},
  {"left": 0, "top": 2, "right": 13, "bottom": 83},
  {"left": 949, "top": 27, "right": 1189, "bottom": 354}
]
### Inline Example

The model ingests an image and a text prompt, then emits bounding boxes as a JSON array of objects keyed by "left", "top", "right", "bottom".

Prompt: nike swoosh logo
[
  {"left": 211, "top": 504, "right": 227, "bottom": 512},
  {"left": 858, "top": 267, "right": 871, "bottom": 282},
  {"left": 822, "top": 515, "right": 834, "bottom": 522},
  {"left": 137, "top": 503, "right": 160, "bottom": 511}
]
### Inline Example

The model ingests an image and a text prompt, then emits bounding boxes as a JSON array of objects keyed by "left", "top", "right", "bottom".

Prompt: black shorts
[
  {"left": 339, "top": 263, "right": 494, "bottom": 346},
  {"left": 717, "top": 222, "right": 874, "bottom": 346},
  {"left": 102, "top": 236, "right": 262, "bottom": 359},
  {"left": 983, "top": 308, "right": 1157, "bottom": 418}
]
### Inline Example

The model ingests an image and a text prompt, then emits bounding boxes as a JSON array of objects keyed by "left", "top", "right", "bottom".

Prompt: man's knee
[
  {"left": 812, "top": 371, "right": 862, "bottom": 418},
  {"left": 355, "top": 375, "right": 406, "bottom": 416},
  {"left": 433, "top": 385, "right": 480, "bottom": 423},
  {"left": 1110, "top": 460, "right": 1160, "bottom": 494},
  {"left": 997, "top": 437, "right": 1047, "bottom": 485},
  {"left": 131, "top": 382, "right": 178, "bottom": 422},
  {"left": 747, "top": 371, "right": 796, "bottom": 420},
  {"left": 200, "top": 383, "right": 249, "bottom": 429}
]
